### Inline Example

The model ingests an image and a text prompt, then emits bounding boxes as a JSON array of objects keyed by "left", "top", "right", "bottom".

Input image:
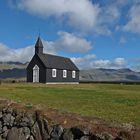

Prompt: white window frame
[
  {"left": 52, "top": 69, "right": 57, "bottom": 78},
  {"left": 72, "top": 71, "right": 76, "bottom": 78},
  {"left": 63, "top": 70, "right": 67, "bottom": 78},
  {"left": 33, "top": 65, "right": 39, "bottom": 83}
]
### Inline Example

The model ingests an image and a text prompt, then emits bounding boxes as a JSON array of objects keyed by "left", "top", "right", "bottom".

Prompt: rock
[
  {"left": 7, "top": 127, "right": 26, "bottom": 140},
  {"left": 14, "top": 112, "right": 24, "bottom": 126},
  {"left": 0, "top": 122, "right": 2, "bottom": 134},
  {"left": 50, "top": 124, "right": 63, "bottom": 140},
  {"left": 15, "top": 112, "right": 34, "bottom": 128},
  {"left": 2, "top": 126, "right": 8, "bottom": 133},
  {"left": 97, "top": 133, "right": 114, "bottom": 140},
  {"left": 63, "top": 129, "right": 74, "bottom": 140},
  {"left": 22, "top": 127, "right": 31, "bottom": 139},
  {"left": 2, "top": 113, "right": 15, "bottom": 127},
  {"left": 0, "top": 112, "right": 2, "bottom": 119},
  {"left": 2, "top": 130, "right": 9, "bottom": 139},
  {"left": 37, "top": 118, "right": 50, "bottom": 140},
  {"left": 29, "top": 135, "right": 35, "bottom": 140},
  {"left": 26, "top": 112, "right": 35, "bottom": 127},
  {"left": 1, "top": 126, "right": 9, "bottom": 139},
  {"left": 32, "top": 122, "right": 42, "bottom": 140},
  {"left": 80, "top": 136, "right": 90, "bottom": 140},
  {"left": 20, "top": 116, "right": 31, "bottom": 127},
  {"left": 71, "top": 127, "right": 85, "bottom": 139},
  {"left": 92, "top": 135, "right": 103, "bottom": 140},
  {"left": 114, "top": 137, "right": 122, "bottom": 140},
  {"left": 80, "top": 135, "right": 101, "bottom": 140},
  {"left": 2, "top": 108, "right": 13, "bottom": 115},
  {"left": 6, "top": 108, "right": 13, "bottom": 114},
  {"left": 43, "top": 119, "right": 49, "bottom": 133}
]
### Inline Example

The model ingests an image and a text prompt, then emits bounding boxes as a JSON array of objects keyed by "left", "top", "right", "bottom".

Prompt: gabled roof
[
  {"left": 35, "top": 37, "right": 43, "bottom": 48},
  {"left": 37, "top": 53, "right": 79, "bottom": 71}
]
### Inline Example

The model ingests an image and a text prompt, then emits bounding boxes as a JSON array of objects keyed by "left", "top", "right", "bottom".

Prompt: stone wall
[{"left": 0, "top": 105, "right": 136, "bottom": 140}]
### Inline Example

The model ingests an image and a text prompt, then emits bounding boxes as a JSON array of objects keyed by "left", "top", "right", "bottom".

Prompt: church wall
[
  {"left": 27, "top": 54, "right": 46, "bottom": 83},
  {"left": 46, "top": 68, "right": 79, "bottom": 83}
]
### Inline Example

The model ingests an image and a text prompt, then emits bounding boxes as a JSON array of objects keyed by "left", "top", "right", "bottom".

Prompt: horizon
[{"left": 0, "top": 0, "right": 140, "bottom": 71}]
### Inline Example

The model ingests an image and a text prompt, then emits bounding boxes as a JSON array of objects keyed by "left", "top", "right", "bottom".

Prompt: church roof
[
  {"left": 35, "top": 37, "right": 43, "bottom": 48},
  {"left": 37, "top": 53, "right": 79, "bottom": 71}
]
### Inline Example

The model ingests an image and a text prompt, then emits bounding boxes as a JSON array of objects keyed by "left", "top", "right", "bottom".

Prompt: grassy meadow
[{"left": 0, "top": 83, "right": 140, "bottom": 124}]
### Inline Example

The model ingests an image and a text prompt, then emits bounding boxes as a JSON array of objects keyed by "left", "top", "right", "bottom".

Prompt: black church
[{"left": 26, "top": 37, "right": 79, "bottom": 84}]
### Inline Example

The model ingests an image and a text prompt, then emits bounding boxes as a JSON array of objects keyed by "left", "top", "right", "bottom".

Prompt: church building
[{"left": 26, "top": 37, "right": 79, "bottom": 84}]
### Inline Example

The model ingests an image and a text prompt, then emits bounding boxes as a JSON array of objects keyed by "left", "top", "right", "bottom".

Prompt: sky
[{"left": 0, "top": 0, "right": 140, "bottom": 71}]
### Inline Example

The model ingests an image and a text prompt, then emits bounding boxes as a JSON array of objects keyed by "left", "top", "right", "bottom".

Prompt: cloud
[
  {"left": 0, "top": 43, "right": 33, "bottom": 62},
  {"left": 8, "top": 0, "right": 140, "bottom": 35},
  {"left": 10, "top": 0, "right": 127, "bottom": 35},
  {"left": 54, "top": 31, "right": 92, "bottom": 53},
  {"left": 94, "top": 60, "right": 111, "bottom": 68},
  {"left": 123, "top": 4, "right": 140, "bottom": 34},
  {"left": 114, "top": 58, "right": 127, "bottom": 66},
  {"left": 71, "top": 54, "right": 96, "bottom": 69},
  {"left": 14, "top": 0, "right": 100, "bottom": 32},
  {"left": 0, "top": 31, "right": 92, "bottom": 62},
  {"left": 0, "top": 40, "right": 59, "bottom": 62},
  {"left": 94, "top": 58, "right": 127, "bottom": 69},
  {"left": 71, "top": 56, "right": 127, "bottom": 69}
]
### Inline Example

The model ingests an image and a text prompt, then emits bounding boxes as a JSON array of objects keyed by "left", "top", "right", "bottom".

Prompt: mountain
[
  {"left": 80, "top": 68, "right": 140, "bottom": 82},
  {"left": 0, "top": 62, "right": 140, "bottom": 82},
  {"left": 0, "top": 62, "right": 27, "bottom": 80},
  {"left": 0, "top": 68, "right": 26, "bottom": 79}
]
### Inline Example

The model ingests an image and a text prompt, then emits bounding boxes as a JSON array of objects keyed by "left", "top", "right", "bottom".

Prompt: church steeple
[{"left": 35, "top": 37, "right": 43, "bottom": 54}]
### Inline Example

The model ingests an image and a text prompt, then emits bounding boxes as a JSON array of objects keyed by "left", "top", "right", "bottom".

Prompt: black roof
[{"left": 37, "top": 53, "right": 79, "bottom": 71}]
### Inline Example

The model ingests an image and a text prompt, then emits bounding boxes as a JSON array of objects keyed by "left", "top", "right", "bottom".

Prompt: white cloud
[
  {"left": 15, "top": 0, "right": 100, "bottom": 32},
  {"left": 42, "top": 40, "right": 57, "bottom": 55},
  {"left": 0, "top": 31, "right": 92, "bottom": 62},
  {"left": 114, "top": 58, "right": 127, "bottom": 66},
  {"left": 123, "top": 4, "right": 140, "bottom": 34},
  {"left": 0, "top": 40, "right": 58, "bottom": 62},
  {"left": 54, "top": 31, "right": 92, "bottom": 53},
  {"left": 71, "top": 54, "right": 96, "bottom": 69},
  {"left": 94, "top": 60, "right": 111, "bottom": 68},
  {"left": 0, "top": 43, "right": 33, "bottom": 62},
  {"left": 11, "top": 0, "right": 127, "bottom": 35},
  {"left": 9, "top": 0, "right": 140, "bottom": 35},
  {"left": 71, "top": 56, "right": 127, "bottom": 69}
]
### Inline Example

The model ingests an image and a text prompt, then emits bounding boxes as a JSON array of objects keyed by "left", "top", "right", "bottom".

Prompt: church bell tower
[{"left": 35, "top": 37, "right": 43, "bottom": 54}]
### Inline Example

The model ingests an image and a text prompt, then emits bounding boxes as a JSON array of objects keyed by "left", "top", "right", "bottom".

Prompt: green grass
[{"left": 0, "top": 83, "right": 140, "bottom": 124}]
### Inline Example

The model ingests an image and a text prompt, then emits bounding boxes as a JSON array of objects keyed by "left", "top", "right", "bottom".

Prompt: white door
[{"left": 33, "top": 65, "right": 39, "bottom": 83}]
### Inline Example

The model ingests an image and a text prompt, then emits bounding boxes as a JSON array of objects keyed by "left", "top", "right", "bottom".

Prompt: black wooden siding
[
  {"left": 46, "top": 69, "right": 79, "bottom": 83},
  {"left": 26, "top": 54, "right": 46, "bottom": 83}
]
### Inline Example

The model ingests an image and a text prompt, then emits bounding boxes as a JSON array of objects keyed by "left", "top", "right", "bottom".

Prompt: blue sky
[{"left": 0, "top": 0, "right": 140, "bottom": 71}]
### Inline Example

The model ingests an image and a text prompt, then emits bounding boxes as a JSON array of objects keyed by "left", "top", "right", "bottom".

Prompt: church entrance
[{"left": 33, "top": 65, "right": 39, "bottom": 83}]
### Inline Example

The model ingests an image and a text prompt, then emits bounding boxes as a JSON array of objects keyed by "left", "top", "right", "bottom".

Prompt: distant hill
[
  {"left": 0, "top": 62, "right": 27, "bottom": 80},
  {"left": 80, "top": 68, "right": 140, "bottom": 82},
  {"left": 0, "top": 62, "right": 140, "bottom": 82},
  {"left": 0, "top": 68, "right": 26, "bottom": 79}
]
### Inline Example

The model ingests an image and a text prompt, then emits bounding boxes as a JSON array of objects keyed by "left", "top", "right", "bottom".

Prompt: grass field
[{"left": 0, "top": 83, "right": 140, "bottom": 124}]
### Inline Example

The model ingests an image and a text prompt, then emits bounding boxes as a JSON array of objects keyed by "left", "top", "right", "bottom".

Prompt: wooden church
[{"left": 26, "top": 37, "right": 79, "bottom": 84}]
